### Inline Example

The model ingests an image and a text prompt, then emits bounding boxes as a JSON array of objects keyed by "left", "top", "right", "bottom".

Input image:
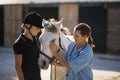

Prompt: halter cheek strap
[
  {"left": 28, "top": 25, "right": 34, "bottom": 37},
  {"left": 24, "top": 24, "right": 34, "bottom": 37},
  {"left": 59, "top": 34, "right": 65, "bottom": 51}
]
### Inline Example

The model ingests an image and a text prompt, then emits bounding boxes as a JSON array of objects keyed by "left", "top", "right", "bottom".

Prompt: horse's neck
[{"left": 60, "top": 31, "right": 71, "bottom": 51}]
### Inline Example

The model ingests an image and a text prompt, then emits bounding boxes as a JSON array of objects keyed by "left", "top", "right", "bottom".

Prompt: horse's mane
[{"left": 49, "top": 18, "right": 71, "bottom": 35}]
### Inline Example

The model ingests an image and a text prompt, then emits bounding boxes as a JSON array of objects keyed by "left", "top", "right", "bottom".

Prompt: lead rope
[
  {"left": 35, "top": 37, "right": 55, "bottom": 80},
  {"left": 50, "top": 63, "right": 57, "bottom": 80},
  {"left": 55, "top": 65, "right": 56, "bottom": 80},
  {"left": 50, "top": 64, "right": 52, "bottom": 80},
  {"left": 50, "top": 33, "right": 65, "bottom": 80}
]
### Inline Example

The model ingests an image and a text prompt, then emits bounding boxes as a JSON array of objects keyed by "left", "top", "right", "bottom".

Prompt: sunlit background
[{"left": 0, "top": 0, "right": 120, "bottom": 80}]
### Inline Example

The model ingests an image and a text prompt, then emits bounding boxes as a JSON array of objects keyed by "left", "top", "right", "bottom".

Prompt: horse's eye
[
  {"left": 51, "top": 39, "right": 56, "bottom": 43},
  {"left": 44, "top": 24, "right": 49, "bottom": 27}
]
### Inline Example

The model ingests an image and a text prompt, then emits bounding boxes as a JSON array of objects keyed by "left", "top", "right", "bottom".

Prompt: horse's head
[{"left": 38, "top": 18, "right": 67, "bottom": 69}]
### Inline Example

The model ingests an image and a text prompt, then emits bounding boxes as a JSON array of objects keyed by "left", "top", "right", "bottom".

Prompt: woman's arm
[
  {"left": 14, "top": 54, "right": 24, "bottom": 80},
  {"left": 54, "top": 53, "right": 71, "bottom": 70},
  {"left": 49, "top": 42, "right": 71, "bottom": 70}
]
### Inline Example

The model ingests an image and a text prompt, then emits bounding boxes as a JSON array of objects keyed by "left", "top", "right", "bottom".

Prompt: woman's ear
[
  {"left": 82, "top": 34, "right": 87, "bottom": 38},
  {"left": 85, "top": 36, "right": 89, "bottom": 42}
]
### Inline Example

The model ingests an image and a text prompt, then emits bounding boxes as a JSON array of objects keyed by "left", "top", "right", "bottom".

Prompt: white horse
[{"left": 38, "top": 18, "right": 73, "bottom": 80}]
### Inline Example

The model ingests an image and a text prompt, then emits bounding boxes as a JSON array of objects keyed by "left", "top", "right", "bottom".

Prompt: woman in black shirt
[{"left": 13, "top": 12, "right": 43, "bottom": 80}]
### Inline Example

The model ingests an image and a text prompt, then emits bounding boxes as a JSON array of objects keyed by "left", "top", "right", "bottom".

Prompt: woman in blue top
[{"left": 50, "top": 23, "right": 94, "bottom": 80}]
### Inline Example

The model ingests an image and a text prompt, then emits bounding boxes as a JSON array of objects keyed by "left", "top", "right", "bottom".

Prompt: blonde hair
[{"left": 21, "top": 23, "right": 32, "bottom": 30}]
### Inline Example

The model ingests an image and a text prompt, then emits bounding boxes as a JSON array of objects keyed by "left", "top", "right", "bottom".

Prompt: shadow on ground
[{"left": 0, "top": 47, "right": 120, "bottom": 80}]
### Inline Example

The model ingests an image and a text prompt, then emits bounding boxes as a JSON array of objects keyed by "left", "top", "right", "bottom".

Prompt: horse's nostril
[
  {"left": 42, "top": 60, "right": 46, "bottom": 66},
  {"left": 51, "top": 39, "right": 55, "bottom": 42}
]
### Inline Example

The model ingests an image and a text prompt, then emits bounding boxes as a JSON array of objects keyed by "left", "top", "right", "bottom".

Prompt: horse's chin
[
  {"left": 40, "top": 65, "right": 49, "bottom": 70},
  {"left": 38, "top": 63, "right": 49, "bottom": 70}
]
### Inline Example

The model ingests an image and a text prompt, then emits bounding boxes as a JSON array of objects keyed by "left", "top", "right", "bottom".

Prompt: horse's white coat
[{"left": 38, "top": 19, "right": 73, "bottom": 80}]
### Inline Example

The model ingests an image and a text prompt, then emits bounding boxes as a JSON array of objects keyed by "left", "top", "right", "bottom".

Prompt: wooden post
[
  {"left": 59, "top": 3, "right": 79, "bottom": 33},
  {"left": 4, "top": 5, "right": 22, "bottom": 47},
  {"left": 107, "top": 7, "right": 120, "bottom": 54}
]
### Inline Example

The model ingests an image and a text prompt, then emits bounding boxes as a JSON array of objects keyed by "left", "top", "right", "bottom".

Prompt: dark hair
[{"left": 74, "top": 23, "right": 95, "bottom": 48}]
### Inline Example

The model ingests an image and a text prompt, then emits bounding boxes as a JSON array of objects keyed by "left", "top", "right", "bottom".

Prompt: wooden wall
[
  {"left": 2, "top": 3, "right": 120, "bottom": 54},
  {"left": 4, "top": 5, "right": 22, "bottom": 47},
  {"left": 107, "top": 7, "right": 120, "bottom": 54},
  {"left": 59, "top": 3, "right": 79, "bottom": 33}
]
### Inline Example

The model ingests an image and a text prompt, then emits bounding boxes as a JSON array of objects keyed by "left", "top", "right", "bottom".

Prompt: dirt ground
[{"left": 0, "top": 47, "right": 120, "bottom": 80}]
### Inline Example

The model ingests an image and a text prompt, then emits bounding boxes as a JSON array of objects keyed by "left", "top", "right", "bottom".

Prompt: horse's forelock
[
  {"left": 45, "top": 18, "right": 71, "bottom": 34},
  {"left": 44, "top": 18, "right": 58, "bottom": 33},
  {"left": 46, "top": 24, "right": 71, "bottom": 35},
  {"left": 46, "top": 24, "right": 58, "bottom": 33},
  {"left": 49, "top": 18, "right": 57, "bottom": 23}
]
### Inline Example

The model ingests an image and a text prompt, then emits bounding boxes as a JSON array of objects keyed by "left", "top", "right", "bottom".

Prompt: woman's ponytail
[{"left": 88, "top": 35, "right": 95, "bottom": 48}]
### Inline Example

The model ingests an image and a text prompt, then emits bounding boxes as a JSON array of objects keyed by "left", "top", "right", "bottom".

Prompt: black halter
[
  {"left": 23, "top": 24, "right": 54, "bottom": 63},
  {"left": 58, "top": 34, "right": 65, "bottom": 52},
  {"left": 35, "top": 37, "right": 54, "bottom": 62}
]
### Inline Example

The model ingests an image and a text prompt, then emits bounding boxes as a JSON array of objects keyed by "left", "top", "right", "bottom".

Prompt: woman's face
[
  {"left": 30, "top": 26, "right": 41, "bottom": 36},
  {"left": 73, "top": 30, "right": 86, "bottom": 44}
]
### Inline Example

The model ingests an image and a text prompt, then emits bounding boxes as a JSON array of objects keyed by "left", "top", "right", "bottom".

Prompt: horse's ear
[
  {"left": 58, "top": 18, "right": 64, "bottom": 24},
  {"left": 42, "top": 19, "right": 48, "bottom": 27},
  {"left": 56, "top": 18, "right": 64, "bottom": 29}
]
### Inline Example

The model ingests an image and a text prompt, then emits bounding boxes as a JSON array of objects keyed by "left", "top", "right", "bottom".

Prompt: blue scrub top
[{"left": 64, "top": 42, "right": 94, "bottom": 80}]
